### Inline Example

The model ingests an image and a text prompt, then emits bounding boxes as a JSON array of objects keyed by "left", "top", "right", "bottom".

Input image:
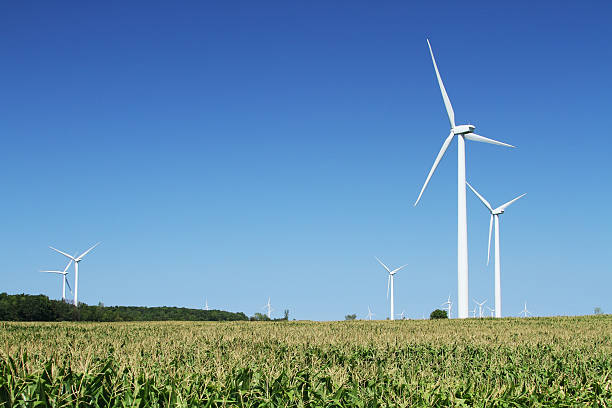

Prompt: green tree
[
  {"left": 345, "top": 314, "right": 357, "bottom": 321},
  {"left": 251, "top": 313, "right": 271, "bottom": 321},
  {"left": 594, "top": 307, "right": 603, "bottom": 315},
  {"left": 430, "top": 309, "right": 448, "bottom": 319}
]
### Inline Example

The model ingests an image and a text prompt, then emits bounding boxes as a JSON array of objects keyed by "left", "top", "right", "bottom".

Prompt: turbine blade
[
  {"left": 65, "top": 277, "right": 72, "bottom": 292},
  {"left": 414, "top": 131, "right": 455, "bottom": 206},
  {"left": 49, "top": 246, "right": 76, "bottom": 261},
  {"left": 375, "top": 257, "right": 391, "bottom": 273},
  {"left": 487, "top": 215, "right": 493, "bottom": 265},
  {"left": 466, "top": 182, "right": 493, "bottom": 211},
  {"left": 391, "top": 264, "right": 409, "bottom": 274},
  {"left": 387, "top": 275, "right": 390, "bottom": 299},
  {"left": 496, "top": 193, "right": 527, "bottom": 212},
  {"left": 464, "top": 133, "right": 515, "bottom": 148},
  {"left": 40, "top": 270, "right": 62, "bottom": 274},
  {"left": 77, "top": 242, "right": 100, "bottom": 260},
  {"left": 63, "top": 259, "right": 73, "bottom": 273},
  {"left": 427, "top": 39, "right": 455, "bottom": 128}
]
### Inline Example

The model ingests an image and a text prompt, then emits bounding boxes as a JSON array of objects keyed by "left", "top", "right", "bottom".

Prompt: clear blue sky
[{"left": 1, "top": 1, "right": 610, "bottom": 320}]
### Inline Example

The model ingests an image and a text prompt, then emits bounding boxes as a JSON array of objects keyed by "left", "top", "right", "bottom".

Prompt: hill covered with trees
[{"left": 0, "top": 293, "right": 248, "bottom": 322}]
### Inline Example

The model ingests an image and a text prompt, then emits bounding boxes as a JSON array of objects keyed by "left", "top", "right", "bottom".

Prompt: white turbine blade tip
[
  {"left": 49, "top": 246, "right": 76, "bottom": 260},
  {"left": 496, "top": 193, "right": 527, "bottom": 212},
  {"left": 466, "top": 182, "right": 493, "bottom": 211},
  {"left": 464, "top": 133, "right": 515, "bottom": 148},
  {"left": 375, "top": 257, "right": 391, "bottom": 273}
]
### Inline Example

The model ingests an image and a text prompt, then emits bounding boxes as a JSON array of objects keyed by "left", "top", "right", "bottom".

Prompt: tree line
[{"left": 0, "top": 293, "right": 248, "bottom": 322}]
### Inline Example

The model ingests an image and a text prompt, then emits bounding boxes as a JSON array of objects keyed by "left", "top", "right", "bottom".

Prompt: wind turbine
[
  {"left": 375, "top": 257, "right": 408, "bottom": 321},
  {"left": 366, "top": 306, "right": 375, "bottom": 321},
  {"left": 471, "top": 306, "right": 477, "bottom": 318},
  {"left": 486, "top": 306, "right": 495, "bottom": 318},
  {"left": 519, "top": 301, "right": 531, "bottom": 318},
  {"left": 204, "top": 298, "right": 210, "bottom": 311},
  {"left": 397, "top": 310, "right": 407, "bottom": 320},
  {"left": 40, "top": 259, "right": 73, "bottom": 302},
  {"left": 474, "top": 299, "right": 487, "bottom": 318},
  {"left": 467, "top": 182, "right": 526, "bottom": 318},
  {"left": 49, "top": 242, "right": 100, "bottom": 306},
  {"left": 441, "top": 294, "right": 452, "bottom": 319},
  {"left": 263, "top": 297, "right": 273, "bottom": 319},
  {"left": 414, "top": 39, "right": 515, "bottom": 319}
]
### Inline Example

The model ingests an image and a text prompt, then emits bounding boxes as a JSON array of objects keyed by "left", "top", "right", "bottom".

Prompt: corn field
[{"left": 1, "top": 316, "right": 610, "bottom": 407}]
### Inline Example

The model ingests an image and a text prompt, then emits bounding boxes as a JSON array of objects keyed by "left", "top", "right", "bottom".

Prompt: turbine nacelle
[{"left": 452, "top": 124, "right": 475, "bottom": 135}]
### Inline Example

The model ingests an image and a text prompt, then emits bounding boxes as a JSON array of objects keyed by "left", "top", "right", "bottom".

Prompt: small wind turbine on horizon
[
  {"left": 486, "top": 306, "right": 495, "bottom": 318},
  {"left": 375, "top": 257, "right": 408, "bottom": 321},
  {"left": 474, "top": 299, "right": 487, "bottom": 318},
  {"left": 397, "top": 310, "right": 406, "bottom": 320},
  {"left": 204, "top": 298, "right": 210, "bottom": 311},
  {"left": 263, "top": 297, "right": 273, "bottom": 319},
  {"left": 49, "top": 242, "right": 100, "bottom": 306},
  {"left": 366, "top": 306, "right": 375, "bottom": 321},
  {"left": 414, "top": 39, "right": 515, "bottom": 319},
  {"left": 40, "top": 259, "right": 73, "bottom": 302},
  {"left": 441, "top": 294, "right": 452, "bottom": 319},
  {"left": 467, "top": 182, "right": 526, "bottom": 318},
  {"left": 519, "top": 301, "right": 532, "bottom": 318}
]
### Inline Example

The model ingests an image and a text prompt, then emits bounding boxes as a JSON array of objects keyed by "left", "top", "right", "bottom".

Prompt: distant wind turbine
[
  {"left": 474, "top": 299, "right": 487, "bottom": 318},
  {"left": 414, "top": 39, "right": 515, "bottom": 319},
  {"left": 467, "top": 182, "right": 525, "bottom": 318},
  {"left": 204, "top": 298, "right": 210, "bottom": 311},
  {"left": 366, "top": 306, "right": 375, "bottom": 321},
  {"left": 40, "top": 259, "right": 73, "bottom": 302},
  {"left": 441, "top": 294, "right": 452, "bottom": 319},
  {"left": 375, "top": 257, "right": 408, "bottom": 321},
  {"left": 486, "top": 306, "right": 495, "bottom": 318},
  {"left": 49, "top": 242, "right": 100, "bottom": 306},
  {"left": 263, "top": 297, "right": 273, "bottom": 319},
  {"left": 519, "top": 301, "right": 531, "bottom": 318}
]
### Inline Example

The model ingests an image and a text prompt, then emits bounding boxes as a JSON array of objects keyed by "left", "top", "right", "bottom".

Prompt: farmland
[{"left": 1, "top": 316, "right": 610, "bottom": 406}]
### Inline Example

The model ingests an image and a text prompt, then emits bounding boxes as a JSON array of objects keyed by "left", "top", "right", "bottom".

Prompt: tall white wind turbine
[
  {"left": 49, "top": 242, "right": 100, "bottom": 306},
  {"left": 414, "top": 39, "right": 515, "bottom": 318},
  {"left": 366, "top": 306, "right": 375, "bottom": 321},
  {"left": 467, "top": 182, "right": 525, "bottom": 318},
  {"left": 375, "top": 257, "right": 408, "bottom": 321},
  {"left": 204, "top": 298, "right": 210, "bottom": 311},
  {"left": 40, "top": 259, "right": 73, "bottom": 302}
]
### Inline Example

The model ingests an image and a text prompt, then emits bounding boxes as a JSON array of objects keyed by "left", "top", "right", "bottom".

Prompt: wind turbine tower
[
  {"left": 366, "top": 306, "right": 375, "bottom": 321},
  {"left": 40, "top": 259, "right": 73, "bottom": 302},
  {"left": 204, "top": 298, "right": 210, "bottom": 311},
  {"left": 375, "top": 257, "right": 408, "bottom": 321},
  {"left": 49, "top": 242, "right": 100, "bottom": 306},
  {"left": 414, "top": 40, "right": 515, "bottom": 318},
  {"left": 467, "top": 182, "right": 525, "bottom": 317}
]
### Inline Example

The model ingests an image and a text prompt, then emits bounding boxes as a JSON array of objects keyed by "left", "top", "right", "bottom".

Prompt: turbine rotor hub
[{"left": 452, "top": 124, "right": 475, "bottom": 135}]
